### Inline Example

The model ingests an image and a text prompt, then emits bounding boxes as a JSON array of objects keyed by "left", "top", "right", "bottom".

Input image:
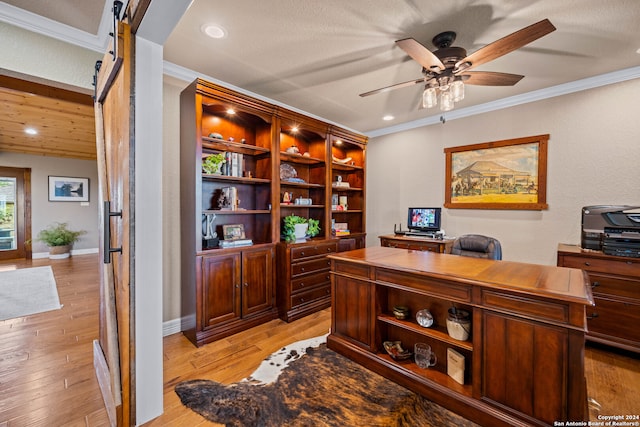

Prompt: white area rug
[
  {"left": 0, "top": 266, "right": 62, "bottom": 321},
  {"left": 244, "top": 333, "right": 328, "bottom": 385}
]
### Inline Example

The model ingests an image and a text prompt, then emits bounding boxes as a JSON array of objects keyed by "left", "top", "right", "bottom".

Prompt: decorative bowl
[
  {"left": 392, "top": 305, "right": 410, "bottom": 320},
  {"left": 416, "top": 308, "right": 434, "bottom": 328},
  {"left": 383, "top": 341, "right": 413, "bottom": 360}
]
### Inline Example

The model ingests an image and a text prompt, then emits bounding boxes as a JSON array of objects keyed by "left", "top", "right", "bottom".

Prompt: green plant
[
  {"left": 202, "top": 153, "right": 226, "bottom": 174},
  {"left": 282, "top": 215, "right": 320, "bottom": 242},
  {"left": 37, "top": 222, "right": 86, "bottom": 247}
]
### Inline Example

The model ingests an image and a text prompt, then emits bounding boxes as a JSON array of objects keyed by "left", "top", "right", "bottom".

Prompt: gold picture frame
[
  {"left": 222, "top": 224, "right": 246, "bottom": 240},
  {"left": 444, "top": 134, "right": 549, "bottom": 210}
]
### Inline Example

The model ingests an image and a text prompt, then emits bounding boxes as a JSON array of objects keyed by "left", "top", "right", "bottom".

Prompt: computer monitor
[{"left": 407, "top": 207, "right": 441, "bottom": 233}]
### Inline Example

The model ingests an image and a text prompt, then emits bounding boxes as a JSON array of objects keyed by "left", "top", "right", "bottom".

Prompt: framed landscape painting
[
  {"left": 48, "top": 176, "right": 90, "bottom": 202},
  {"left": 444, "top": 135, "right": 549, "bottom": 210}
]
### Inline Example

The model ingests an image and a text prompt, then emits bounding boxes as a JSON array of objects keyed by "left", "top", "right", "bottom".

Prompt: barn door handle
[{"left": 104, "top": 201, "right": 122, "bottom": 264}]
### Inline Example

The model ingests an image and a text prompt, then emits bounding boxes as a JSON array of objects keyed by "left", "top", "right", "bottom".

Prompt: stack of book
[
  {"left": 333, "top": 222, "right": 350, "bottom": 236},
  {"left": 219, "top": 239, "right": 253, "bottom": 248}
]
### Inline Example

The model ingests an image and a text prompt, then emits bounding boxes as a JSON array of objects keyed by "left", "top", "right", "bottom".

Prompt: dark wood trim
[{"left": 0, "top": 75, "right": 93, "bottom": 106}]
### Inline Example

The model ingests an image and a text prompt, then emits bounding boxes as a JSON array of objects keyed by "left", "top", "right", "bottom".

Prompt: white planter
[{"left": 294, "top": 223, "right": 308, "bottom": 241}]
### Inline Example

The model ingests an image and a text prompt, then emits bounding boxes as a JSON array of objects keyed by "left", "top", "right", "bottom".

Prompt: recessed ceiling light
[
  {"left": 25, "top": 128, "right": 37, "bottom": 135},
  {"left": 202, "top": 24, "right": 226, "bottom": 39},
  {"left": 226, "top": 108, "right": 236, "bottom": 115},
  {"left": 382, "top": 115, "right": 394, "bottom": 121}
]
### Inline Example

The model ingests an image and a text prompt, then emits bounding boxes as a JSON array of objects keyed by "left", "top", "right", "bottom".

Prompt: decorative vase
[
  {"left": 293, "top": 223, "right": 308, "bottom": 241},
  {"left": 49, "top": 244, "right": 71, "bottom": 259}
]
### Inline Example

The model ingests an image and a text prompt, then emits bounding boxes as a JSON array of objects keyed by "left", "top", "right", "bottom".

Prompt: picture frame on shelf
[
  {"left": 444, "top": 134, "right": 549, "bottom": 210},
  {"left": 48, "top": 176, "right": 89, "bottom": 202},
  {"left": 223, "top": 224, "right": 246, "bottom": 240}
]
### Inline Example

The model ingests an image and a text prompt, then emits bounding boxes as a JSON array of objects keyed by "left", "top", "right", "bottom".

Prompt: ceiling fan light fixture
[
  {"left": 451, "top": 80, "right": 465, "bottom": 102},
  {"left": 440, "top": 90, "right": 454, "bottom": 112},
  {"left": 422, "top": 87, "right": 438, "bottom": 109}
]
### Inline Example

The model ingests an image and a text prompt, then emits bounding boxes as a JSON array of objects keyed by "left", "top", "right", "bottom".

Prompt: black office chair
[{"left": 451, "top": 234, "right": 502, "bottom": 260}]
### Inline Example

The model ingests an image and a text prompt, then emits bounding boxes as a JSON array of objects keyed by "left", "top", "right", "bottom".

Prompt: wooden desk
[
  {"left": 557, "top": 243, "right": 640, "bottom": 353},
  {"left": 379, "top": 234, "right": 454, "bottom": 253},
  {"left": 328, "top": 246, "right": 593, "bottom": 427}
]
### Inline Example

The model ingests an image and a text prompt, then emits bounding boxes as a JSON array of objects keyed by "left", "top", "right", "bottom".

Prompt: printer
[{"left": 581, "top": 205, "right": 640, "bottom": 257}]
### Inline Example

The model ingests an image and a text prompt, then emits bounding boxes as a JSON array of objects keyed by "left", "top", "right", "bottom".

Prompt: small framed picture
[
  {"left": 48, "top": 176, "right": 90, "bottom": 202},
  {"left": 222, "top": 224, "right": 246, "bottom": 240}
]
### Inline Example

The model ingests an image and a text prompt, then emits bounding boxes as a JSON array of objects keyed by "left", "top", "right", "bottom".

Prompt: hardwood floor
[{"left": 1, "top": 254, "right": 638, "bottom": 426}]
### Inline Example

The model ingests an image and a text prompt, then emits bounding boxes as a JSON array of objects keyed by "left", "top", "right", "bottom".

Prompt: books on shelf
[
  {"left": 334, "top": 229, "right": 351, "bottom": 236},
  {"left": 220, "top": 151, "right": 244, "bottom": 177},
  {"left": 218, "top": 239, "right": 253, "bottom": 248},
  {"left": 332, "top": 181, "right": 350, "bottom": 188},
  {"left": 447, "top": 348, "right": 465, "bottom": 385}
]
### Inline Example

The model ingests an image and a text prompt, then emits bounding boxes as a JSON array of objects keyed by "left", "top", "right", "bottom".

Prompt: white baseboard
[
  {"left": 32, "top": 247, "right": 99, "bottom": 259},
  {"left": 163, "top": 318, "right": 182, "bottom": 337}
]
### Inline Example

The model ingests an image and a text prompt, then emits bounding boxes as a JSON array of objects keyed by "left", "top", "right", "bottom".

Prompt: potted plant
[
  {"left": 37, "top": 222, "right": 86, "bottom": 259},
  {"left": 202, "top": 153, "right": 226, "bottom": 175},
  {"left": 282, "top": 214, "right": 320, "bottom": 242}
]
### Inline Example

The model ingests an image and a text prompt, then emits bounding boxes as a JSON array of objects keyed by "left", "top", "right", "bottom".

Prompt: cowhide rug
[{"left": 175, "top": 336, "right": 478, "bottom": 427}]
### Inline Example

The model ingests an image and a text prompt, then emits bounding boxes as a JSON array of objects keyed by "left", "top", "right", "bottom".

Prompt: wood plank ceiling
[{"left": 0, "top": 75, "right": 96, "bottom": 161}]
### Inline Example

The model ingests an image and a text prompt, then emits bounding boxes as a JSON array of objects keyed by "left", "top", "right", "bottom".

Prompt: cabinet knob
[
  {"left": 301, "top": 251, "right": 305, "bottom": 256},
  {"left": 627, "top": 261, "right": 634, "bottom": 265},
  {"left": 300, "top": 283, "right": 304, "bottom": 287},
  {"left": 244, "top": 282, "right": 249, "bottom": 287},
  {"left": 591, "top": 281, "right": 600, "bottom": 288},
  {"left": 587, "top": 312, "right": 599, "bottom": 320},
  {"left": 235, "top": 284, "right": 240, "bottom": 289},
  {"left": 301, "top": 267, "right": 305, "bottom": 272},
  {"left": 327, "top": 247, "right": 332, "bottom": 252},
  {"left": 584, "top": 262, "right": 591, "bottom": 266}
]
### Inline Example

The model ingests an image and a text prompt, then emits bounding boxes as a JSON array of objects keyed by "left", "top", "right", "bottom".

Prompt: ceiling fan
[{"left": 360, "top": 19, "right": 556, "bottom": 111}]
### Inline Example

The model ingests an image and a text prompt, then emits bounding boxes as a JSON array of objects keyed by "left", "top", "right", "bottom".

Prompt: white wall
[
  {"left": 367, "top": 78, "right": 640, "bottom": 265},
  {"left": 0, "top": 152, "right": 99, "bottom": 254},
  {"left": 0, "top": 21, "right": 100, "bottom": 90}
]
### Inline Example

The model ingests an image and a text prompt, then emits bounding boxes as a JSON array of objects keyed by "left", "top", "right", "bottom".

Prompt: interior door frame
[{"left": 0, "top": 166, "right": 31, "bottom": 260}]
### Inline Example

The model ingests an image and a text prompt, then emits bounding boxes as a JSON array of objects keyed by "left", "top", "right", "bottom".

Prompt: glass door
[{"left": 0, "top": 167, "right": 30, "bottom": 260}]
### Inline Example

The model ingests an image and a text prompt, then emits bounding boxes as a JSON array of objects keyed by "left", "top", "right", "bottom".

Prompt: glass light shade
[
  {"left": 440, "top": 89, "right": 454, "bottom": 111},
  {"left": 451, "top": 80, "right": 465, "bottom": 102},
  {"left": 422, "top": 87, "right": 438, "bottom": 109}
]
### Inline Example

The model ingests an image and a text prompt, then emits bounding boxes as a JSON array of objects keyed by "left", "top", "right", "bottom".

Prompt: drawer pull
[
  {"left": 300, "top": 283, "right": 304, "bottom": 287},
  {"left": 591, "top": 281, "right": 600, "bottom": 288},
  {"left": 300, "top": 251, "right": 305, "bottom": 256},
  {"left": 584, "top": 262, "right": 591, "bottom": 266},
  {"left": 587, "top": 313, "right": 599, "bottom": 320},
  {"left": 301, "top": 267, "right": 305, "bottom": 272},
  {"left": 327, "top": 247, "right": 332, "bottom": 252}
]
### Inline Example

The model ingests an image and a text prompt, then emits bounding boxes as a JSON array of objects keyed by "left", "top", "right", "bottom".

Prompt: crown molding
[
  {"left": 0, "top": 1, "right": 110, "bottom": 52},
  {"left": 366, "top": 66, "right": 640, "bottom": 138}
]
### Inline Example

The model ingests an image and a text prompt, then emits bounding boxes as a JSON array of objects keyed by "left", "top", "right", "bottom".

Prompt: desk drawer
[
  {"left": 292, "top": 257, "right": 331, "bottom": 277},
  {"left": 588, "top": 273, "right": 640, "bottom": 300},
  {"left": 587, "top": 297, "right": 640, "bottom": 343},
  {"left": 292, "top": 270, "right": 331, "bottom": 292},
  {"left": 291, "top": 284, "right": 331, "bottom": 308},
  {"left": 561, "top": 255, "right": 640, "bottom": 277},
  {"left": 291, "top": 242, "right": 338, "bottom": 260}
]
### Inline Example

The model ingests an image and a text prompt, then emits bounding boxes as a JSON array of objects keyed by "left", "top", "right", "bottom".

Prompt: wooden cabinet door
[
  {"left": 201, "top": 253, "right": 241, "bottom": 328},
  {"left": 481, "top": 311, "right": 569, "bottom": 424},
  {"left": 332, "top": 273, "right": 374, "bottom": 350},
  {"left": 241, "top": 247, "right": 274, "bottom": 316}
]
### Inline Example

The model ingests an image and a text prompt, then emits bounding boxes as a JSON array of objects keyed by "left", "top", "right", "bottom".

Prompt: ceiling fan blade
[
  {"left": 456, "top": 19, "right": 556, "bottom": 72},
  {"left": 462, "top": 71, "right": 524, "bottom": 86},
  {"left": 359, "top": 77, "right": 425, "bottom": 97},
  {"left": 396, "top": 38, "right": 445, "bottom": 71}
]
